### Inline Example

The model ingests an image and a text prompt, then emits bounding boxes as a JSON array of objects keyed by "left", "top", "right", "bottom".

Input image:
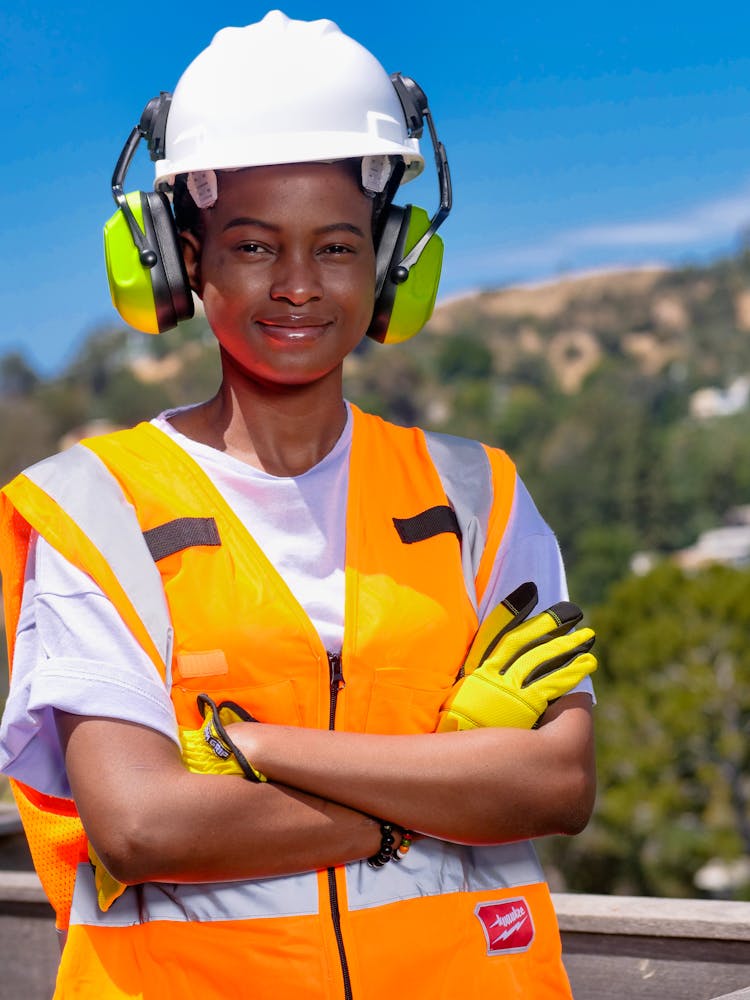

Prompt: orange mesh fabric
[{"left": 11, "top": 779, "right": 87, "bottom": 930}]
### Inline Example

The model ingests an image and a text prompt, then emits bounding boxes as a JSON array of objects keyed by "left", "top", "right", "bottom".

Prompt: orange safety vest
[{"left": 0, "top": 405, "right": 573, "bottom": 999}]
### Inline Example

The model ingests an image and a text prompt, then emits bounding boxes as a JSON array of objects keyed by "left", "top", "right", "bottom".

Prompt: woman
[{"left": 0, "top": 12, "right": 596, "bottom": 998}]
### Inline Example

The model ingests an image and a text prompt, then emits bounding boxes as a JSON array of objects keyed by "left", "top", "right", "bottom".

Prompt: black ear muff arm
[
  {"left": 391, "top": 74, "right": 428, "bottom": 139},
  {"left": 111, "top": 126, "right": 157, "bottom": 267},
  {"left": 140, "top": 92, "right": 171, "bottom": 162},
  {"left": 389, "top": 74, "right": 452, "bottom": 284},
  {"left": 110, "top": 93, "right": 173, "bottom": 269},
  {"left": 390, "top": 108, "right": 452, "bottom": 285}
]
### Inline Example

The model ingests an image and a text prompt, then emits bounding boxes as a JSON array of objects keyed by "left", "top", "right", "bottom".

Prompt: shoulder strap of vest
[
  {"left": 422, "top": 431, "right": 495, "bottom": 613},
  {"left": 21, "top": 443, "right": 173, "bottom": 685}
]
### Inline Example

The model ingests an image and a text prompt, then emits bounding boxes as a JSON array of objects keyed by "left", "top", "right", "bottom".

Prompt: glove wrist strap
[{"left": 198, "top": 693, "right": 265, "bottom": 783}]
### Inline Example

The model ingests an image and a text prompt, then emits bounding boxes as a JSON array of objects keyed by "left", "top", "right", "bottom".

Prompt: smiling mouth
[{"left": 257, "top": 315, "right": 331, "bottom": 342}]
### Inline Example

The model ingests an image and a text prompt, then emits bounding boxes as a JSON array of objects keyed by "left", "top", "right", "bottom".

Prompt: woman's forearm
[
  {"left": 58, "top": 695, "right": 593, "bottom": 885},
  {"left": 229, "top": 694, "right": 596, "bottom": 844}
]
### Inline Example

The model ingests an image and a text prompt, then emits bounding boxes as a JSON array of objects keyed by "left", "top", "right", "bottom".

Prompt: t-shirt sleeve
[
  {"left": 478, "top": 476, "right": 595, "bottom": 701},
  {"left": 0, "top": 532, "right": 179, "bottom": 798}
]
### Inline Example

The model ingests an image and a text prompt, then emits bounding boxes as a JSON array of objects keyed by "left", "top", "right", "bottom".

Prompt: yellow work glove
[
  {"left": 437, "top": 582, "right": 596, "bottom": 732},
  {"left": 88, "top": 843, "right": 127, "bottom": 913},
  {"left": 179, "top": 693, "right": 267, "bottom": 782}
]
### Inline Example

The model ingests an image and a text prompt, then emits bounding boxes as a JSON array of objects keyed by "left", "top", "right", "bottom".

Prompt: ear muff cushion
[
  {"left": 367, "top": 205, "right": 408, "bottom": 344},
  {"left": 141, "top": 192, "right": 194, "bottom": 331},
  {"left": 367, "top": 205, "right": 443, "bottom": 345}
]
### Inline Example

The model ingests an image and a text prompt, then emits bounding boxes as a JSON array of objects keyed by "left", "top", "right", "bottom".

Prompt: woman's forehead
[{"left": 210, "top": 161, "right": 373, "bottom": 218}]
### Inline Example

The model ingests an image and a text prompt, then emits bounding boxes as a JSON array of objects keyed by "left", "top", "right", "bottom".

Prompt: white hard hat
[{"left": 154, "top": 10, "right": 424, "bottom": 190}]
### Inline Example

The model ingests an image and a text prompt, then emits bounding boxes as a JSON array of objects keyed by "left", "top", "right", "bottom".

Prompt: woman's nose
[{"left": 269, "top": 253, "right": 323, "bottom": 305}]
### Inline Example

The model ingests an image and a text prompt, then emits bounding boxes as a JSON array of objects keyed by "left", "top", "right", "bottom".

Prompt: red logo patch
[{"left": 475, "top": 897, "right": 535, "bottom": 955}]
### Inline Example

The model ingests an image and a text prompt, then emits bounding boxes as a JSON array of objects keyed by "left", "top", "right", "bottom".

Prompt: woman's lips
[{"left": 257, "top": 315, "right": 331, "bottom": 342}]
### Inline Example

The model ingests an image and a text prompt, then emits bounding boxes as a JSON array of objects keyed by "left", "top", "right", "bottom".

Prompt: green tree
[
  {"left": 566, "top": 523, "right": 639, "bottom": 609},
  {"left": 0, "top": 353, "right": 39, "bottom": 398},
  {"left": 436, "top": 334, "right": 493, "bottom": 380},
  {"left": 544, "top": 562, "right": 750, "bottom": 898},
  {"left": 0, "top": 398, "right": 58, "bottom": 484}
]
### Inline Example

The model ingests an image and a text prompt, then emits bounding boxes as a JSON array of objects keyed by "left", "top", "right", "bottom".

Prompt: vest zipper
[
  {"left": 326, "top": 651, "right": 353, "bottom": 1000},
  {"left": 327, "top": 650, "right": 345, "bottom": 729}
]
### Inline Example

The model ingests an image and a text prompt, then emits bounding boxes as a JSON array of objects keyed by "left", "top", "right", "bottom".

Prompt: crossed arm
[{"left": 57, "top": 692, "right": 594, "bottom": 886}]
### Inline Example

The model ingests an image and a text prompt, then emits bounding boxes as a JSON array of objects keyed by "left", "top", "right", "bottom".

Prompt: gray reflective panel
[
  {"left": 70, "top": 864, "right": 320, "bottom": 927},
  {"left": 23, "top": 445, "right": 173, "bottom": 677},
  {"left": 423, "top": 432, "right": 493, "bottom": 612},
  {"left": 345, "top": 838, "right": 545, "bottom": 911}
]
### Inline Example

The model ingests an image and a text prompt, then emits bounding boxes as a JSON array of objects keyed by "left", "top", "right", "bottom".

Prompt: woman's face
[{"left": 182, "top": 161, "right": 377, "bottom": 392}]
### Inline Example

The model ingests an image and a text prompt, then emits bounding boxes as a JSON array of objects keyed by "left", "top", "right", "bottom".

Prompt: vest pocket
[
  {"left": 364, "top": 675, "right": 449, "bottom": 735},
  {"left": 172, "top": 675, "right": 305, "bottom": 728}
]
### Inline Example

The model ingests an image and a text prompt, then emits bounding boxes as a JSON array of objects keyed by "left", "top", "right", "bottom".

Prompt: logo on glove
[
  {"left": 203, "top": 721, "right": 231, "bottom": 760},
  {"left": 475, "top": 898, "right": 535, "bottom": 954}
]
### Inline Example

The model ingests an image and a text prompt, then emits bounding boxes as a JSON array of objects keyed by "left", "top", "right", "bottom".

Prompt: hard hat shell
[{"left": 154, "top": 10, "right": 424, "bottom": 188}]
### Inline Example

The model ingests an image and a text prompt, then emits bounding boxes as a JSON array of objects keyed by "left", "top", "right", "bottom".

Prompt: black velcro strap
[
  {"left": 393, "top": 505, "right": 461, "bottom": 545},
  {"left": 143, "top": 517, "right": 221, "bottom": 562}
]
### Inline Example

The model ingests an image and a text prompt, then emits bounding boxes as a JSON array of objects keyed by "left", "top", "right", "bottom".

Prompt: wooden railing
[{"left": 1, "top": 870, "right": 749, "bottom": 999}]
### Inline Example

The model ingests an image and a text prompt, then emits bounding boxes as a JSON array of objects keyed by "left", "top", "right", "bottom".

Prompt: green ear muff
[
  {"left": 365, "top": 74, "right": 451, "bottom": 345},
  {"left": 367, "top": 205, "right": 443, "bottom": 345},
  {"left": 104, "top": 191, "right": 194, "bottom": 335}
]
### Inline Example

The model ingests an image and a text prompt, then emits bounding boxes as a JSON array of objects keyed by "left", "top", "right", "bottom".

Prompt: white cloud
[
  {"left": 572, "top": 188, "right": 750, "bottom": 248},
  {"left": 464, "top": 185, "right": 750, "bottom": 276}
]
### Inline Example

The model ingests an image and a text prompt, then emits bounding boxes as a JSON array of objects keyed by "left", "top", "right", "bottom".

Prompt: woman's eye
[
  {"left": 238, "top": 242, "right": 268, "bottom": 255},
  {"left": 322, "top": 244, "right": 352, "bottom": 256}
]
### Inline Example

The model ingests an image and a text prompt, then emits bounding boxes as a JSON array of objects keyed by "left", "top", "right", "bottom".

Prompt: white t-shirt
[{"left": 0, "top": 404, "right": 592, "bottom": 797}]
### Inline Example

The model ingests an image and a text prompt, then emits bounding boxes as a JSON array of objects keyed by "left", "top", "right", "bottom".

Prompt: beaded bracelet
[
  {"left": 394, "top": 830, "right": 414, "bottom": 860},
  {"left": 367, "top": 822, "right": 415, "bottom": 869},
  {"left": 367, "top": 821, "right": 397, "bottom": 869}
]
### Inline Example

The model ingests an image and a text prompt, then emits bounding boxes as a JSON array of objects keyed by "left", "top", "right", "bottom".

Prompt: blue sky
[{"left": 3, "top": 1, "right": 750, "bottom": 374}]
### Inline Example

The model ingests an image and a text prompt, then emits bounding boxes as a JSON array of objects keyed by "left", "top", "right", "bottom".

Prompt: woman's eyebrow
[
  {"left": 221, "top": 218, "right": 366, "bottom": 238},
  {"left": 222, "top": 217, "right": 278, "bottom": 232},
  {"left": 314, "top": 222, "right": 366, "bottom": 238}
]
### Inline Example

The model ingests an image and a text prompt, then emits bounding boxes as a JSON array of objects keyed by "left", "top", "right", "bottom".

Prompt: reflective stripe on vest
[
  {"left": 344, "top": 839, "right": 545, "bottom": 911},
  {"left": 22, "top": 443, "right": 173, "bottom": 683},
  {"left": 423, "top": 431, "right": 493, "bottom": 613},
  {"left": 70, "top": 864, "right": 320, "bottom": 927},
  {"left": 70, "top": 840, "right": 544, "bottom": 928}
]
